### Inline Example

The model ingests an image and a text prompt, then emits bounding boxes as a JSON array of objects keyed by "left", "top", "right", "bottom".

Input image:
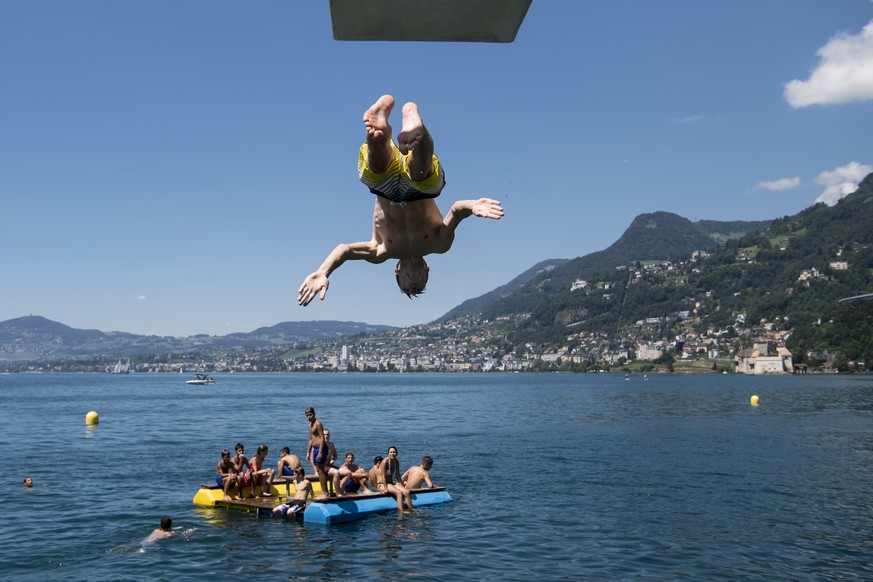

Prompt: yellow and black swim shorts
[{"left": 358, "top": 141, "right": 446, "bottom": 204}]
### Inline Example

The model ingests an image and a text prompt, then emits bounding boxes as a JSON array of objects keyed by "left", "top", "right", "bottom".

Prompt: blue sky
[{"left": 2, "top": 1, "right": 872, "bottom": 337}]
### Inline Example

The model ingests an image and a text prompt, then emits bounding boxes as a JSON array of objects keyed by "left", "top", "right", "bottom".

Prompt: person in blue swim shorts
[
  {"left": 277, "top": 447, "right": 302, "bottom": 478},
  {"left": 305, "top": 407, "right": 330, "bottom": 499},
  {"left": 337, "top": 452, "right": 373, "bottom": 495},
  {"left": 298, "top": 94, "right": 504, "bottom": 305}
]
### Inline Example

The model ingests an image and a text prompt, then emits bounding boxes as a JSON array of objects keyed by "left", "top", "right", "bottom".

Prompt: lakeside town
[{"left": 6, "top": 310, "right": 805, "bottom": 375}]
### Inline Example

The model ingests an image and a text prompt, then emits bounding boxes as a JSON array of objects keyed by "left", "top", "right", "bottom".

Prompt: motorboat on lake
[{"left": 186, "top": 373, "right": 215, "bottom": 385}]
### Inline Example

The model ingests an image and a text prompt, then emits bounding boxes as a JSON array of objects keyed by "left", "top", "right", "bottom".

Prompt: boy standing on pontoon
[{"left": 305, "top": 407, "right": 330, "bottom": 499}]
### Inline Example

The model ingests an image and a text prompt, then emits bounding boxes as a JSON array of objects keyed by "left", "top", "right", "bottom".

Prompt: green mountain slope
[
  {"left": 459, "top": 212, "right": 770, "bottom": 321},
  {"left": 496, "top": 174, "right": 873, "bottom": 367}
]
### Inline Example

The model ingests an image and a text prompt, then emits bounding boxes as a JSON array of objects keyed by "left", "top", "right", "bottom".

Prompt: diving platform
[{"left": 329, "top": 0, "right": 532, "bottom": 43}]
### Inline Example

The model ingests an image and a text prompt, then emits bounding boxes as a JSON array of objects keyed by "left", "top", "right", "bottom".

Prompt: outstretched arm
[
  {"left": 442, "top": 198, "right": 504, "bottom": 237},
  {"left": 297, "top": 241, "right": 381, "bottom": 306}
]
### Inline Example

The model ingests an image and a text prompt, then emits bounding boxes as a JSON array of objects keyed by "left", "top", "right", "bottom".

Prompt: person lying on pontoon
[{"left": 272, "top": 467, "right": 312, "bottom": 518}]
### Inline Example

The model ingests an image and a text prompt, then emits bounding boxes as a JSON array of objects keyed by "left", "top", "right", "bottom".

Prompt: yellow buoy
[
  {"left": 750, "top": 395, "right": 760, "bottom": 406},
  {"left": 85, "top": 410, "right": 99, "bottom": 425}
]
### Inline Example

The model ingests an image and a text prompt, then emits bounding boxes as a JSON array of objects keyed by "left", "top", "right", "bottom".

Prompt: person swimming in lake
[{"left": 143, "top": 517, "right": 194, "bottom": 543}]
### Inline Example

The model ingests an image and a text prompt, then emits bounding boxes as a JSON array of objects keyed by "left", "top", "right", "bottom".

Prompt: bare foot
[
  {"left": 397, "top": 102, "right": 426, "bottom": 155},
  {"left": 363, "top": 95, "right": 394, "bottom": 140},
  {"left": 223, "top": 496, "right": 231, "bottom": 502}
]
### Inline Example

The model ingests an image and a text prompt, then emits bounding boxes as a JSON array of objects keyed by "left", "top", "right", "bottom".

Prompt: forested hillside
[
  {"left": 464, "top": 212, "right": 771, "bottom": 321},
  {"left": 486, "top": 174, "right": 873, "bottom": 369}
]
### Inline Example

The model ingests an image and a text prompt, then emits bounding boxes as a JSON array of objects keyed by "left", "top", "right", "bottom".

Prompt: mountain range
[
  {"left": 0, "top": 317, "right": 394, "bottom": 361},
  {"left": 3, "top": 173, "right": 872, "bottom": 366}
]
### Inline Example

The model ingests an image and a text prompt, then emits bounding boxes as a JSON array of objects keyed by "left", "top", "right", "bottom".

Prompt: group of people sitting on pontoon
[{"left": 214, "top": 406, "right": 436, "bottom": 516}]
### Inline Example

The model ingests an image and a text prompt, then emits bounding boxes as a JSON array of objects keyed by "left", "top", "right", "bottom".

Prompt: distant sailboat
[{"left": 111, "top": 358, "right": 131, "bottom": 374}]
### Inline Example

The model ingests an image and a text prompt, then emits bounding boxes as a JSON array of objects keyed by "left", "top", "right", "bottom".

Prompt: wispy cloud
[
  {"left": 137, "top": 295, "right": 147, "bottom": 301},
  {"left": 814, "top": 161, "right": 872, "bottom": 205},
  {"left": 758, "top": 177, "right": 801, "bottom": 191},
  {"left": 784, "top": 19, "right": 873, "bottom": 107},
  {"left": 670, "top": 115, "right": 704, "bottom": 123}
]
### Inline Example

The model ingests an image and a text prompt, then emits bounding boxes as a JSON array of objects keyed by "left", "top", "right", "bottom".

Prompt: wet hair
[
  {"left": 257, "top": 444, "right": 268, "bottom": 455},
  {"left": 305, "top": 406, "right": 315, "bottom": 415},
  {"left": 373, "top": 456, "right": 384, "bottom": 466},
  {"left": 221, "top": 449, "right": 231, "bottom": 457},
  {"left": 422, "top": 455, "right": 433, "bottom": 468},
  {"left": 280, "top": 447, "right": 290, "bottom": 455},
  {"left": 160, "top": 516, "right": 172, "bottom": 531},
  {"left": 387, "top": 446, "right": 398, "bottom": 454},
  {"left": 235, "top": 442, "right": 245, "bottom": 452}
]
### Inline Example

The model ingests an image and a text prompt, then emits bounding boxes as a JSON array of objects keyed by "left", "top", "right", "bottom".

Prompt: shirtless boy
[
  {"left": 298, "top": 94, "right": 504, "bottom": 304},
  {"left": 148, "top": 516, "right": 175, "bottom": 541},
  {"left": 337, "top": 452, "right": 372, "bottom": 495},
  {"left": 272, "top": 467, "right": 312, "bottom": 518},
  {"left": 305, "top": 407, "right": 329, "bottom": 499},
  {"left": 141, "top": 517, "right": 194, "bottom": 550},
  {"left": 277, "top": 447, "right": 302, "bottom": 479},
  {"left": 401, "top": 455, "right": 435, "bottom": 489},
  {"left": 320, "top": 428, "right": 340, "bottom": 495},
  {"left": 232, "top": 443, "right": 254, "bottom": 497},
  {"left": 368, "top": 456, "right": 384, "bottom": 489},
  {"left": 216, "top": 449, "right": 241, "bottom": 501}
]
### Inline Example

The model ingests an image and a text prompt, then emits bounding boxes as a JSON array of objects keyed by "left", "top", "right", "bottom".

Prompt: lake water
[{"left": 2, "top": 372, "right": 872, "bottom": 580}]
